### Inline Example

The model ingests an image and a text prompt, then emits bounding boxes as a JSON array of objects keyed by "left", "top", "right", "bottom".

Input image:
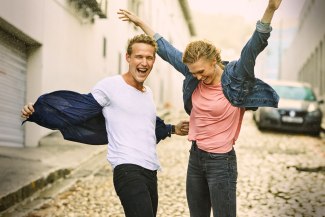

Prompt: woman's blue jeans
[
  {"left": 186, "top": 142, "right": 237, "bottom": 217},
  {"left": 113, "top": 164, "right": 158, "bottom": 217}
]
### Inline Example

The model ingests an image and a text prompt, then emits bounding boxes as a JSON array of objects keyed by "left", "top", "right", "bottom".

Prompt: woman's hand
[
  {"left": 117, "top": 9, "right": 142, "bottom": 26},
  {"left": 117, "top": 9, "right": 155, "bottom": 37}
]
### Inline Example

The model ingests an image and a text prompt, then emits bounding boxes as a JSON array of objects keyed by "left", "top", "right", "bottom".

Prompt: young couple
[{"left": 22, "top": 0, "right": 282, "bottom": 216}]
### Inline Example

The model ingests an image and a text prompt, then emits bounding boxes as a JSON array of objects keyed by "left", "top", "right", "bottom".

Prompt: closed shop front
[{"left": 0, "top": 28, "right": 27, "bottom": 147}]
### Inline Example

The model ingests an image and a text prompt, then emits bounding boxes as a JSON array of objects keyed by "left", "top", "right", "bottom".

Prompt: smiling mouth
[{"left": 137, "top": 68, "right": 148, "bottom": 74}]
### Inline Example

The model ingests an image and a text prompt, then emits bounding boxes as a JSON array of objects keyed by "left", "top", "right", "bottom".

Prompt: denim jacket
[
  {"left": 153, "top": 21, "right": 279, "bottom": 115},
  {"left": 23, "top": 90, "right": 172, "bottom": 145}
]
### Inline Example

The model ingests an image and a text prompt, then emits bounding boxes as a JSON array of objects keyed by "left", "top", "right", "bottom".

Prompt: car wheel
[
  {"left": 257, "top": 123, "right": 265, "bottom": 131},
  {"left": 256, "top": 112, "right": 266, "bottom": 131},
  {"left": 310, "top": 131, "right": 320, "bottom": 137}
]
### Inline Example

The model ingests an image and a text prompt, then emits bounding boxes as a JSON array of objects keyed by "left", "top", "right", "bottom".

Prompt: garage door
[{"left": 0, "top": 29, "right": 27, "bottom": 147}]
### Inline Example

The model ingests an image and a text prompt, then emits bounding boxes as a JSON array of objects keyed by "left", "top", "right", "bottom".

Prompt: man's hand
[
  {"left": 175, "top": 121, "right": 189, "bottom": 136},
  {"left": 21, "top": 103, "right": 35, "bottom": 119}
]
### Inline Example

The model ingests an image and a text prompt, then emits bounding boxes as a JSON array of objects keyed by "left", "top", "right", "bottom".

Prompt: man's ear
[{"left": 126, "top": 53, "right": 131, "bottom": 63}]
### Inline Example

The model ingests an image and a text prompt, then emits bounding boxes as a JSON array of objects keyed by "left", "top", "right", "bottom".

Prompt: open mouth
[
  {"left": 202, "top": 77, "right": 208, "bottom": 82},
  {"left": 137, "top": 68, "right": 148, "bottom": 74}
]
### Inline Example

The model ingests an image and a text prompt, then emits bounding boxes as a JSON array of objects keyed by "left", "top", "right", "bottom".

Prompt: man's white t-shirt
[{"left": 91, "top": 75, "right": 160, "bottom": 170}]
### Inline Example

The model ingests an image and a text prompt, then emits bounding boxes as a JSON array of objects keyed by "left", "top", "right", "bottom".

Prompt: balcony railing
[{"left": 70, "top": 0, "right": 107, "bottom": 19}]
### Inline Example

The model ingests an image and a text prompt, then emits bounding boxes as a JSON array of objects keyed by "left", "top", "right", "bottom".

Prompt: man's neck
[{"left": 122, "top": 73, "right": 145, "bottom": 92}]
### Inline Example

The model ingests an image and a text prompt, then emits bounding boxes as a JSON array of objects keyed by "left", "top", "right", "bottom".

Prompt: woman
[{"left": 118, "top": 0, "right": 281, "bottom": 216}]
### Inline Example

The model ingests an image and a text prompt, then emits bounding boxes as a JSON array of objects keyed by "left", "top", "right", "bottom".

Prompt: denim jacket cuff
[
  {"left": 256, "top": 20, "right": 272, "bottom": 33},
  {"left": 166, "top": 124, "right": 172, "bottom": 137},
  {"left": 153, "top": 33, "right": 162, "bottom": 41}
]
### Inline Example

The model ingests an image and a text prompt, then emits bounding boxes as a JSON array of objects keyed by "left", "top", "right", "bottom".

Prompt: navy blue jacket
[{"left": 23, "top": 90, "right": 172, "bottom": 145}]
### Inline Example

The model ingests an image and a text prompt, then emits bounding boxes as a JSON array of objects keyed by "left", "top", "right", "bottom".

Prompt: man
[{"left": 22, "top": 34, "right": 189, "bottom": 217}]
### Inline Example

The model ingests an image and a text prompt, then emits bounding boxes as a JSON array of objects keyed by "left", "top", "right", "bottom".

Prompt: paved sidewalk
[{"left": 0, "top": 131, "right": 106, "bottom": 214}]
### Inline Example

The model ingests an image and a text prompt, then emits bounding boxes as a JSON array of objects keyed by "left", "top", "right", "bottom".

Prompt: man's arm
[
  {"left": 155, "top": 117, "right": 189, "bottom": 143},
  {"left": 21, "top": 91, "right": 108, "bottom": 145},
  {"left": 21, "top": 94, "right": 188, "bottom": 145}
]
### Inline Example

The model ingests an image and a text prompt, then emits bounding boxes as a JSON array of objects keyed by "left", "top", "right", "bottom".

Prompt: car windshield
[{"left": 272, "top": 85, "right": 316, "bottom": 101}]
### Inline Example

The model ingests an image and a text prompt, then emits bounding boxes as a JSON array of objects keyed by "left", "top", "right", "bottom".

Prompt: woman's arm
[
  {"left": 118, "top": 9, "right": 155, "bottom": 37},
  {"left": 261, "top": 0, "right": 282, "bottom": 24},
  {"left": 230, "top": 0, "right": 283, "bottom": 80},
  {"left": 118, "top": 9, "right": 191, "bottom": 77}
]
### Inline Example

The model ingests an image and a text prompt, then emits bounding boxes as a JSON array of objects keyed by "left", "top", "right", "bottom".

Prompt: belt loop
[{"left": 192, "top": 141, "right": 197, "bottom": 151}]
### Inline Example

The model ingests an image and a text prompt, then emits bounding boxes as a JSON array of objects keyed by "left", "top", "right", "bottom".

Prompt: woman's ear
[{"left": 212, "top": 59, "right": 217, "bottom": 66}]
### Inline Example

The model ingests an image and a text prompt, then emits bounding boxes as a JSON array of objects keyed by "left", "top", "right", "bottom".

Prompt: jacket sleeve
[
  {"left": 22, "top": 90, "right": 171, "bottom": 145},
  {"left": 155, "top": 116, "right": 172, "bottom": 144},
  {"left": 22, "top": 90, "right": 108, "bottom": 145},
  {"left": 231, "top": 21, "right": 271, "bottom": 80},
  {"left": 153, "top": 33, "right": 191, "bottom": 77}
]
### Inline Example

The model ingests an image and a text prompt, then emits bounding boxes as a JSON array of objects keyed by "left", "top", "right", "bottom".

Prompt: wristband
[{"left": 171, "top": 125, "right": 176, "bottom": 134}]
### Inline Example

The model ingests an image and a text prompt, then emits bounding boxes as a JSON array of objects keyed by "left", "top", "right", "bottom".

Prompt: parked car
[{"left": 253, "top": 80, "right": 324, "bottom": 136}]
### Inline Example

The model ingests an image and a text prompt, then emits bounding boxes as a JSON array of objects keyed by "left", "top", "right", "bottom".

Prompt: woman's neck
[{"left": 211, "top": 68, "right": 223, "bottom": 85}]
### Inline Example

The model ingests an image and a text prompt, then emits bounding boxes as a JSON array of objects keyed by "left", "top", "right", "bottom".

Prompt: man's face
[{"left": 126, "top": 43, "right": 156, "bottom": 84}]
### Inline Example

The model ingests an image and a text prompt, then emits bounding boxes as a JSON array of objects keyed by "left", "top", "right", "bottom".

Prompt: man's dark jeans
[
  {"left": 113, "top": 164, "right": 158, "bottom": 217},
  {"left": 186, "top": 143, "right": 237, "bottom": 217}
]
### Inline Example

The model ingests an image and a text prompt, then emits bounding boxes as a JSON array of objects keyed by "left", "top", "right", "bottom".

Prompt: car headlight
[
  {"left": 307, "top": 109, "right": 322, "bottom": 117},
  {"left": 262, "top": 107, "right": 280, "bottom": 117},
  {"left": 307, "top": 103, "right": 318, "bottom": 112}
]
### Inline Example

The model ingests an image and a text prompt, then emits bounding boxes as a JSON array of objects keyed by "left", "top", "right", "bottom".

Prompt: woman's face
[{"left": 187, "top": 58, "right": 218, "bottom": 85}]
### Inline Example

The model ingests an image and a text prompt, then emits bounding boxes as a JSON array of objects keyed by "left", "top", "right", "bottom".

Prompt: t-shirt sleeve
[{"left": 91, "top": 79, "right": 110, "bottom": 107}]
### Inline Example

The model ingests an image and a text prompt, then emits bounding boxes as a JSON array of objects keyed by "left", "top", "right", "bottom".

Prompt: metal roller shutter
[{"left": 0, "top": 28, "right": 27, "bottom": 147}]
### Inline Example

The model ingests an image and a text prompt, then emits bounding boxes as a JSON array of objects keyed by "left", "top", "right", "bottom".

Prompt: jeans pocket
[
  {"left": 208, "top": 153, "right": 229, "bottom": 160},
  {"left": 113, "top": 166, "right": 142, "bottom": 194}
]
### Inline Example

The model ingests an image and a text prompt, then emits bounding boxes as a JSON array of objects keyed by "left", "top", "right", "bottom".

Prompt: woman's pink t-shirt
[{"left": 188, "top": 82, "right": 245, "bottom": 153}]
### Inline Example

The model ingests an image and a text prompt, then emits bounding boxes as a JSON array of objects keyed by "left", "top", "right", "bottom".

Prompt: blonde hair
[
  {"left": 127, "top": 34, "right": 158, "bottom": 55},
  {"left": 182, "top": 40, "right": 224, "bottom": 70}
]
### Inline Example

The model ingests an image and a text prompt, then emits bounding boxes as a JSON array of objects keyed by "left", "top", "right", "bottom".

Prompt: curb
[
  {"left": 0, "top": 149, "right": 107, "bottom": 217},
  {"left": 0, "top": 168, "right": 70, "bottom": 212}
]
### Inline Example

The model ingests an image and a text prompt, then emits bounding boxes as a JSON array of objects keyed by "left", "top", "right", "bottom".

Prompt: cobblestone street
[{"left": 25, "top": 111, "right": 325, "bottom": 217}]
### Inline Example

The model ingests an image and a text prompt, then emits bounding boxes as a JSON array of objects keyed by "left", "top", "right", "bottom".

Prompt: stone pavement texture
[
  {"left": 0, "top": 132, "right": 106, "bottom": 214},
  {"left": 0, "top": 110, "right": 324, "bottom": 217}
]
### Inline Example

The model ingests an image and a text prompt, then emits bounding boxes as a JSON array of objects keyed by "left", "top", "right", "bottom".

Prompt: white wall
[
  {"left": 0, "top": 0, "right": 44, "bottom": 42},
  {"left": 281, "top": 0, "right": 325, "bottom": 82},
  {"left": 0, "top": 0, "right": 194, "bottom": 147}
]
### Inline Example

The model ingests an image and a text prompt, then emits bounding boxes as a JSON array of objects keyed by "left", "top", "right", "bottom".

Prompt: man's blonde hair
[
  {"left": 182, "top": 40, "right": 224, "bottom": 70},
  {"left": 127, "top": 34, "right": 158, "bottom": 55}
]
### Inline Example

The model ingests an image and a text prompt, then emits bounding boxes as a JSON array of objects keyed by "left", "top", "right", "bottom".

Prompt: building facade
[
  {"left": 281, "top": 0, "right": 325, "bottom": 102},
  {"left": 0, "top": 0, "right": 194, "bottom": 147}
]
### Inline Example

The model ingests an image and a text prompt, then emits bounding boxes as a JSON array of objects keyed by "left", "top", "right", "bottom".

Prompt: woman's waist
[
  {"left": 190, "top": 139, "right": 234, "bottom": 154},
  {"left": 191, "top": 141, "right": 235, "bottom": 155}
]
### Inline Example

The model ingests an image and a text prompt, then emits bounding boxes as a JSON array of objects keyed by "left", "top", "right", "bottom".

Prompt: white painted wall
[
  {"left": 0, "top": 0, "right": 193, "bottom": 147},
  {"left": 281, "top": 0, "right": 325, "bottom": 81}
]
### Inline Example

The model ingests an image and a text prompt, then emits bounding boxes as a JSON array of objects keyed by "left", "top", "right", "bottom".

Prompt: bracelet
[{"left": 171, "top": 125, "right": 176, "bottom": 134}]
